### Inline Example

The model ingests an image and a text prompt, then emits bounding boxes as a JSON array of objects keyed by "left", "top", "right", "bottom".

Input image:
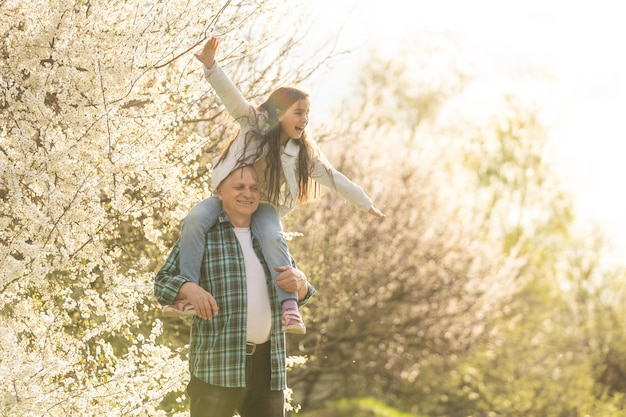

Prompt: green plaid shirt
[{"left": 154, "top": 212, "right": 315, "bottom": 390}]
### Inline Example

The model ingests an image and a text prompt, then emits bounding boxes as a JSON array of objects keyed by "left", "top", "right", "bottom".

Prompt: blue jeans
[
  {"left": 180, "top": 196, "right": 296, "bottom": 303},
  {"left": 187, "top": 345, "right": 285, "bottom": 417}
]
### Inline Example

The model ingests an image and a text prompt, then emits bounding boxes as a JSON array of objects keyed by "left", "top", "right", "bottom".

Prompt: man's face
[{"left": 216, "top": 166, "right": 261, "bottom": 224}]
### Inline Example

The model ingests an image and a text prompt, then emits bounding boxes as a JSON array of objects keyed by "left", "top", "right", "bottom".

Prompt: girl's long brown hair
[{"left": 215, "top": 87, "right": 326, "bottom": 206}]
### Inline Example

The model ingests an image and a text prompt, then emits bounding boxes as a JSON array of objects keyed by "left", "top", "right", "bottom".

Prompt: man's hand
[
  {"left": 275, "top": 266, "right": 308, "bottom": 300},
  {"left": 179, "top": 282, "right": 219, "bottom": 320},
  {"left": 194, "top": 37, "right": 219, "bottom": 69}
]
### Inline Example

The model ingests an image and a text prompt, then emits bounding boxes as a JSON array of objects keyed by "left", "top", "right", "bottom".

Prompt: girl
[{"left": 164, "top": 37, "right": 385, "bottom": 334}]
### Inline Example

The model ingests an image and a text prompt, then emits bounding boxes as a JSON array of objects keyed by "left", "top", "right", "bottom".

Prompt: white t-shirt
[{"left": 233, "top": 227, "right": 272, "bottom": 344}]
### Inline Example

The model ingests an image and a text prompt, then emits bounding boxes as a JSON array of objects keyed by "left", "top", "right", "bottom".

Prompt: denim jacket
[{"left": 204, "top": 63, "right": 373, "bottom": 218}]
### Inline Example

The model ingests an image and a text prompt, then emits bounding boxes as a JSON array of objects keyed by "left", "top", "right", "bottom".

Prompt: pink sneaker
[
  {"left": 282, "top": 308, "right": 306, "bottom": 334},
  {"left": 163, "top": 300, "right": 196, "bottom": 318}
]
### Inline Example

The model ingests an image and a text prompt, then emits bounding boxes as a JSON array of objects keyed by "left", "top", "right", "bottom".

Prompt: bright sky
[{"left": 305, "top": 0, "right": 626, "bottom": 262}]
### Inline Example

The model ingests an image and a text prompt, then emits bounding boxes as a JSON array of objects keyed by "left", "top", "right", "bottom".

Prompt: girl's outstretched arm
[
  {"left": 310, "top": 154, "right": 385, "bottom": 219},
  {"left": 194, "top": 37, "right": 219, "bottom": 68},
  {"left": 192, "top": 36, "right": 260, "bottom": 189}
]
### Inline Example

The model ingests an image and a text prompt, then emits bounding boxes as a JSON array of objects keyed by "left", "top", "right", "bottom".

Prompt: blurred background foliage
[{"left": 278, "top": 39, "right": 626, "bottom": 416}]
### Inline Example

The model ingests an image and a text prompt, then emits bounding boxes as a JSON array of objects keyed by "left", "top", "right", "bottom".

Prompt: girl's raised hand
[{"left": 194, "top": 37, "right": 219, "bottom": 69}]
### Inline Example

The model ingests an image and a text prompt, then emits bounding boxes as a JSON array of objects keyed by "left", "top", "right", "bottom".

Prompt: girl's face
[{"left": 279, "top": 98, "right": 310, "bottom": 143}]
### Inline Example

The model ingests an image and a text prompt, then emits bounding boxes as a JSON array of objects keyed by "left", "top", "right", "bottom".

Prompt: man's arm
[
  {"left": 154, "top": 244, "right": 189, "bottom": 305},
  {"left": 154, "top": 243, "right": 219, "bottom": 320}
]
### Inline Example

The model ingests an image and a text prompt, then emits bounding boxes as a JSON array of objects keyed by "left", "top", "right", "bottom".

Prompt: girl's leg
[
  {"left": 251, "top": 203, "right": 295, "bottom": 303},
  {"left": 251, "top": 204, "right": 305, "bottom": 334},
  {"left": 179, "top": 196, "right": 222, "bottom": 283}
]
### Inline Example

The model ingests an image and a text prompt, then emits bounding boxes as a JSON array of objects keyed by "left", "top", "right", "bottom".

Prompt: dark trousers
[{"left": 187, "top": 344, "right": 284, "bottom": 417}]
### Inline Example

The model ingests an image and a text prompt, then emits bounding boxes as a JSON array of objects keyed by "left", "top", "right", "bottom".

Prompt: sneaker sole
[
  {"left": 282, "top": 325, "right": 306, "bottom": 335},
  {"left": 162, "top": 307, "right": 196, "bottom": 318}
]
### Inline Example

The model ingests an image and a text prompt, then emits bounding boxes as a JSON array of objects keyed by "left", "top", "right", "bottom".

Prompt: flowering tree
[{"left": 0, "top": 0, "right": 321, "bottom": 415}]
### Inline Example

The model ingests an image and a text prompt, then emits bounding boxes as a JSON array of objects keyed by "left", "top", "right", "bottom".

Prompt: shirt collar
[
  {"left": 218, "top": 211, "right": 233, "bottom": 226},
  {"left": 283, "top": 139, "right": 299, "bottom": 157}
]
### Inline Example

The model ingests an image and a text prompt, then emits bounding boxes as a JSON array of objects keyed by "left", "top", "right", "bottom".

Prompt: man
[{"left": 154, "top": 165, "right": 315, "bottom": 417}]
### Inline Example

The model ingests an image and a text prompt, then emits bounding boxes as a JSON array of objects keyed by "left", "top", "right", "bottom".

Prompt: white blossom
[{"left": 1, "top": 0, "right": 307, "bottom": 415}]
